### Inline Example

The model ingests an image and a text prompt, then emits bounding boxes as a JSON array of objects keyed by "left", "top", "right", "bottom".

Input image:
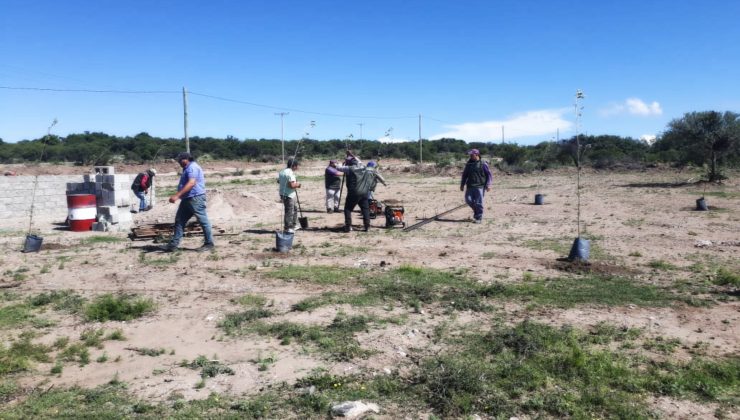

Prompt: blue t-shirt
[{"left": 178, "top": 161, "right": 206, "bottom": 198}]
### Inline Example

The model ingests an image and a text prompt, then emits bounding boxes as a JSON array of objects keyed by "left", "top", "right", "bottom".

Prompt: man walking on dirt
[
  {"left": 131, "top": 168, "right": 156, "bottom": 213},
  {"left": 163, "top": 152, "right": 215, "bottom": 252},
  {"left": 324, "top": 159, "right": 342, "bottom": 213},
  {"left": 460, "top": 148, "right": 492, "bottom": 224},
  {"left": 278, "top": 158, "right": 301, "bottom": 233}
]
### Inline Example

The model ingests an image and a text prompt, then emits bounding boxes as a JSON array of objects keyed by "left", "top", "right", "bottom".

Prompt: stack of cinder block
[{"left": 65, "top": 166, "right": 135, "bottom": 232}]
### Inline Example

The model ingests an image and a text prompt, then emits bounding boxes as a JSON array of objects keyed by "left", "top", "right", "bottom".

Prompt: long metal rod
[
  {"left": 402, "top": 203, "right": 468, "bottom": 232},
  {"left": 183, "top": 87, "right": 189, "bottom": 153}
]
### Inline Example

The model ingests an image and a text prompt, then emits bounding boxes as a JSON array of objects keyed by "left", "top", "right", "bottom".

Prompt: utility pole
[
  {"left": 183, "top": 87, "right": 190, "bottom": 153},
  {"left": 418, "top": 114, "right": 423, "bottom": 167},
  {"left": 275, "top": 112, "right": 289, "bottom": 164},
  {"left": 501, "top": 125, "right": 505, "bottom": 144}
]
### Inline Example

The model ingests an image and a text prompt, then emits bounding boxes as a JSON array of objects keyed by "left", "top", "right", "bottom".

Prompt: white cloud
[
  {"left": 640, "top": 134, "right": 657, "bottom": 145},
  {"left": 601, "top": 98, "right": 662, "bottom": 117},
  {"left": 430, "top": 109, "right": 572, "bottom": 142}
]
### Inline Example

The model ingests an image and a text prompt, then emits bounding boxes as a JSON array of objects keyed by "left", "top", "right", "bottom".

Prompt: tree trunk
[{"left": 709, "top": 150, "right": 718, "bottom": 182}]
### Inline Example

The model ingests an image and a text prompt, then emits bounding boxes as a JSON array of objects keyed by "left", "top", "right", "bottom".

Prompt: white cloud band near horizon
[
  {"left": 600, "top": 98, "right": 663, "bottom": 117},
  {"left": 429, "top": 109, "right": 573, "bottom": 142}
]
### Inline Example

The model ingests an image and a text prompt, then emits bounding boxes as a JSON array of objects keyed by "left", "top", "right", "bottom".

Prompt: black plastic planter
[
  {"left": 696, "top": 197, "right": 708, "bottom": 211},
  {"left": 534, "top": 194, "right": 544, "bottom": 205},
  {"left": 568, "top": 237, "right": 590, "bottom": 262}
]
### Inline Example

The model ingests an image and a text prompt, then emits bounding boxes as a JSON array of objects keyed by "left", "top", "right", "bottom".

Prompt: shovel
[{"left": 295, "top": 190, "right": 309, "bottom": 229}]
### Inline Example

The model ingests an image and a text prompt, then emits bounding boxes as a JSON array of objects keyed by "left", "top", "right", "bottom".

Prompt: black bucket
[
  {"left": 534, "top": 194, "right": 544, "bottom": 205},
  {"left": 275, "top": 231, "right": 294, "bottom": 253},
  {"left": 696, "top": 197, "right": 708, "bottom": 211},
  {"left": 22, "top": 234, "right": 43, "bottom": 253},
  {"left": 568, "top": 237, "right": 590, "bottom": 262},
  {"left": 299, "top": 217, "right": 309, "bottom": 229}
]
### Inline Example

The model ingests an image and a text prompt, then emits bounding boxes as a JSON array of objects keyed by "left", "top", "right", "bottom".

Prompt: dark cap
[
  {"left": 176, "top": 152, "right": 193, "bottom": 161},
  {"left": 367, "top": 161, "right": 377, "bottom": 168},
  {"left": 329, "top": 159, "right": 337, "bottom": 165}
]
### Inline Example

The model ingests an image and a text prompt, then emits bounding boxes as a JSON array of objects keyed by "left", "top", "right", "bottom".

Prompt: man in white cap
[{"left": 131, "top": 168, "right": 156, "bottom": 212}]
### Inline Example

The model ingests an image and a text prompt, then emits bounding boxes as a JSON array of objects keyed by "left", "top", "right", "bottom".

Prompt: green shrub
[{"left": 84, "top": 294, "right": 155, "bottom": 322}]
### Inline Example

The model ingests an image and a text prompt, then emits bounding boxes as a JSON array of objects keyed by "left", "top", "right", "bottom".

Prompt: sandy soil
[{"left": 1, "top": 160, "right": 738, "bottom": 417}]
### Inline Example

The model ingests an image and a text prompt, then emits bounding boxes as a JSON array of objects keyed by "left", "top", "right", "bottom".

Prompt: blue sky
[{"left": 1, "top": 0, "right": 738, "bottom": 144}]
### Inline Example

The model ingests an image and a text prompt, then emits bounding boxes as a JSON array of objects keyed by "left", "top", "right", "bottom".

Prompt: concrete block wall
[
  {"left": 0, "top": 174, "right": 137, "bottom": 226},
  {"left": 0, "top": 175, "right": 85, "bottom": 222}
]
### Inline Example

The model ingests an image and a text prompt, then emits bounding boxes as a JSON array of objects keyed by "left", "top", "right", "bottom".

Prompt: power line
[
  {"left": 0, "top": 85, "right": 179, "bottom": 94},
  {"left": 188, "top": 90, "right": 417, "bottom": 120},
  {"left": 0, "top": 84, "right": 450, "bottom": 125}
]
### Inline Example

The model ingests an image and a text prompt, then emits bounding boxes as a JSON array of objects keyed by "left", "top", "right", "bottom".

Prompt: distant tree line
[{"left": 1, "top": 111, "right": 738, "bottom": 179}]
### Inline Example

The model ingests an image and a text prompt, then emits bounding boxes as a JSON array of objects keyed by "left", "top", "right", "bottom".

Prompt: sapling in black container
[{"left": 567, "top": 90, "right": 590, "bottom": 262}]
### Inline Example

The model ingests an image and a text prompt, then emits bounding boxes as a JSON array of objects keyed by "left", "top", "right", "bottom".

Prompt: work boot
[
  {"left": 196, "top": 243, "right": 215, "bottom": 253},
  {"left": 343, "top": 225, "right": 352, "bottom": 232},
  {"left": 327, "top": 208, "right": 333, "bottom": 214},
  {"left": 160, "top": 244, "right": 178, "bottom": 253},
  {"left": 334, "top": 207, "right": 340, "bottom": 213},
  {"left": 362, "top": 226, "right": 369, "bottom": 232}
]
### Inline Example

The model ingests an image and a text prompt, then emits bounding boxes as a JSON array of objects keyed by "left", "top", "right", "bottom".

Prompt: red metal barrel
[{"left": 67, "top": 194, "right": 97, "bottom": 232}]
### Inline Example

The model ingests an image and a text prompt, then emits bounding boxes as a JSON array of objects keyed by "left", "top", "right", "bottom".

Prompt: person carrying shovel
[{"left": 278, "top": 158, "right": 301, "bottom": 233}]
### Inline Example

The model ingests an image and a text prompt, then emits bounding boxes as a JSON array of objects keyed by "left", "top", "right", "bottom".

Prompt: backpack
[{"left": 349, "top": 166, "right": 376, "bottom": 196}]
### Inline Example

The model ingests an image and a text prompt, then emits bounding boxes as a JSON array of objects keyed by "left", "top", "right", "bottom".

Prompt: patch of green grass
[
  {"left": 501, "top": 275, "right": 680, "bottom": 308},
  {"left": 27, "top": 290, "right": 85, "bottom": 313},
  {"left": 224, "top": 313, "right": 376, "bottom": 361},
  {"left": 0, "top": 303, "right": 36, "bottom": 329},
  {"left": 623, "top": 218, "right": 645, "bottom": 227},
  {"left": 80, "top": 328, "right": 105, "bottom": 348},
  {"left": 251, "top": 352, "right": 277, "bottom": 371},
  {"left": 106, "top": 329, "right": 126, "bottom": 341},
  {"left": 84, "top": 294, "right": 156, "bottom": 322},
  {"left": 138, "top": 253, "right": 180, "bottom": 266},
  {"left": 647, "top": 259, "right": 678, "bottom": 271},
  {"left": 702, "top": 191, "right": 740, "bottom": 199},
  {"left": 0, "top": 333, "right": 51, "bottom": 375},
  {"left": 481, "top": 252, "right": 495, "bottom": 259},
  {"left": 628, "top": 251, "right": 642, "bottom": 257},
  {"left": 268, "top": 265, "right": 363, "bottom": 285},
  {"left": 713, "top": 267, "right": 740, "bottom": 287},
  {"left": 230, "top": 294, "right": 267, "bottom": 307},
  {"left": 642, "top": 336, "right": 682, "bottom": 354},
  {"left": 522, "top": 238, "right": 570, "bottom": 255},
  {"left": 291, "top": 265, "right": 494, "bottom": 312},
  {"left": 219, "top": 309, "right": 273, "bottom": 335},
  {"left": 184, "top": 355, "right": 235, "bottom": 378},
  {"left": 417, "top": 320, "right": 740, "bottom": 418},
  {"left": 58, "top": 343, "right": 90, "bottom": 366},
  {"left": 81, "top": 235, "right": 126, "bottom": 245},
  {"left": 128, "top": 347, "right": 166, "bottom": 357}
]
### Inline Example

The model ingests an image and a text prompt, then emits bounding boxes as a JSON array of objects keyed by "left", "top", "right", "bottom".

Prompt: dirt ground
[{"left": 1, "top": 160, "right": 738, "bottom": 417}]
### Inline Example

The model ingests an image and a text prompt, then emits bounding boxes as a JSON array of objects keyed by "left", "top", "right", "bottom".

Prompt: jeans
[
  {"left": 168, "top": 194, "right": 214, "bottom": 248},
  {"left": 464, "top": 187, "right": 485, "bottom": 220},
  {"left": 344, "top": 194, "right": 370, "bottom": 230},
  {"left": 133, "top": 190, "right": 147, "bottom": 211},
  {"left": 282, "top": 196, "right": 298, "bottom": 231},
  {"left": 326, "top": 188, "right": 340, "bottom": 210}
]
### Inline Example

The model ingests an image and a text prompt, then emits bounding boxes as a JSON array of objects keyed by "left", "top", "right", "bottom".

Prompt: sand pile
[{"left": 207, "top": 189, "right": 281, "bottom": 222}]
